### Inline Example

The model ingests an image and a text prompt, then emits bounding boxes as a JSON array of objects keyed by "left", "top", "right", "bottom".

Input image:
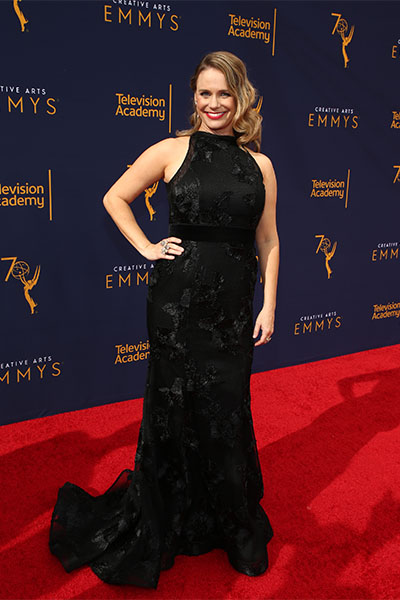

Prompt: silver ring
[
  {"left": 266, "top": 336, "right": 272, "bottom": 342},
  {"left": 160, "top": 239, "right": 170, "bottom": 255},
  {"left": 161, "top": 242, "right": 170, "bottom": 255}
]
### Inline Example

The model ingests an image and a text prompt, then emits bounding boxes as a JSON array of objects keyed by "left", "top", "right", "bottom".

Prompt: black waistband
[{"left": 168, "top": 223, "right": 255, "bottom": 244}]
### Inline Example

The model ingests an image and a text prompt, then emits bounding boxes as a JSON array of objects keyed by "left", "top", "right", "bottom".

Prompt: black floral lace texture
[{"left": 49, "top": 130, "right": 273, "bottom": 589}]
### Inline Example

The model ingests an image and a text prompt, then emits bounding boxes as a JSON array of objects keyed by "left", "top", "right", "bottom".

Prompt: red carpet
[{"left": 1, "top": 344, "right": 399, "bottom": 599}]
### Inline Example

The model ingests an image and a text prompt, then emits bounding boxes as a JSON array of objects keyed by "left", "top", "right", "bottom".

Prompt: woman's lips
[{"left": 205, "top": 112, "right": 226, "bottom": 120}]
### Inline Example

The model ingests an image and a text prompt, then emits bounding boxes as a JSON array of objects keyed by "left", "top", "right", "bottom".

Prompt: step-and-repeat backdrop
[{"left": 1, "top": 1, "right": 399, "bottom": 425}]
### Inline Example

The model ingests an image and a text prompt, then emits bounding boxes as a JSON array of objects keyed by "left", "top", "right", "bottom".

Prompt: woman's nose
[{"left": 208, "top": 94, "right": 220, "bottom": 109}]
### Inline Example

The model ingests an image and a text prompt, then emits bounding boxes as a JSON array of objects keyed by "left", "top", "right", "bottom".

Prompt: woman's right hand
[{"left": 140, "top": 237, "right": 184, "bottom": 261}]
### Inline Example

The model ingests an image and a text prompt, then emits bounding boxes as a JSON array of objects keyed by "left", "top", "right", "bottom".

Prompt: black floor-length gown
[{"left": 49, "top": 130, "right": 274, "bottom": 589}]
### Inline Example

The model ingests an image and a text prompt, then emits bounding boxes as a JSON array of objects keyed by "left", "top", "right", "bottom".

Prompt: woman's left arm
[{"left": 252, "top": 153, "right": 280, "bottom": 347}]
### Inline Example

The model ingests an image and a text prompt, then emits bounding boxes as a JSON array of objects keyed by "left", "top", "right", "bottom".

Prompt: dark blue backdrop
[{"left": 1, "top": 0, "right": 399, "bottom": 425}]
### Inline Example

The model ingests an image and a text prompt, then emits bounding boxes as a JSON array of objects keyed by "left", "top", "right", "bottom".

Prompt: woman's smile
[{"left": 205, "top": 111, "right": 227, "bottom": 120}]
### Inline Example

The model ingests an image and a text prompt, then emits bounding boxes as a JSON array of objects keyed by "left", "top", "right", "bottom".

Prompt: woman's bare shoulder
[
  {"left": 134, "top": 135, "right": 189, "bottom": 167},
  {"left": 151, "top": 135, "right": 190, "bottom": 152}
]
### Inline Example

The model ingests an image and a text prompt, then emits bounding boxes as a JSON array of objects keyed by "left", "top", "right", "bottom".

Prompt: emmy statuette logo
[
  {"left": 144, "top": 182, "right": 159, "bottom": 221},
  {"left": 1, "top": 256, "right": 40, "bottom": 314},
  {"left": 255, "top": 97, "right": 263, "bottom": 114},
  {"left": 315, "top": 235, "right": 337, "bottom": 279},
  {"left": 125, "top": 158, "right": 160, "bottom": 221},
  {"left": 13, "top": 0, "right": 28, "bottom": 31},
  {"left": 331, "top": 13, "right": 354, "bottom": 68}
]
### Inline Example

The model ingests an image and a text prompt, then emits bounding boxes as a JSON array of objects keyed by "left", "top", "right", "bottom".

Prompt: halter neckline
[{"left": 193, "top": 130, "right": 237, "bottom": 143}]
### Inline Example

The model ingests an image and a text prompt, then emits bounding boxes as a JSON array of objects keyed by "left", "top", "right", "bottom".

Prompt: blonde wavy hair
[{"left": 176, "top": 51, "right": 262, "bottom": 151}]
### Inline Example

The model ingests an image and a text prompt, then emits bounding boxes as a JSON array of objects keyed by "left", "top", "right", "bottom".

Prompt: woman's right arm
[{"left": 103, "top": 138, "right": 183, "bottom": 261}]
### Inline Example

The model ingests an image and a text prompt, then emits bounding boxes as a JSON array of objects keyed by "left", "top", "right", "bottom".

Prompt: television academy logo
[
  {"left": 331, "top": 12, "right": 354, "bottom": 68},
  {"left": 393, "top": 165, "right": 400, "bottom": 183},
  {"left": 0, "top": 173, "right": 54, "bottom": 219},
  {"left": 371, "top": 301, "right": 400, "bottom": 321},
  {"left": 115, "top": 85, "right": 173, "bottom": 132},
  {"left": 227, "top": 10, "right": 277, "bottom": 55},
  {"left": 391, "top": 111, "right": 400, "bottom": 129},
  {"left": 310, "top": 171, "right": 350, "bottom": 208},
  {"left": 1, "top": 256, "right": 40, "bottom": 315},
  {"left": 315, "top": 235, "right": 337, "bottom": 279},
  {"left": 114, "top": 340, "right": 150, "bottom": 364}
]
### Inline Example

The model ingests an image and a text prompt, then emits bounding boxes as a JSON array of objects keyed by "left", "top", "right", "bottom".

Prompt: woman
[{"left": 49, "top": 50, "right": 279, "bottom": 589}]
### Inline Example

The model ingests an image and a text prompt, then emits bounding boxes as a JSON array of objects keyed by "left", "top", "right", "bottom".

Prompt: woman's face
[{"left": 194, "top": 67, "right": 236, "bottom": 135}]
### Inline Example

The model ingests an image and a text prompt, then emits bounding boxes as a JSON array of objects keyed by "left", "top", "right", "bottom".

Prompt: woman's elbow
[
  {"left": 103, "top": 192, "right": 117, "bottom": 213},
  {"left": 256, "top": 232, "right": 279, "bottom": 247}
]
